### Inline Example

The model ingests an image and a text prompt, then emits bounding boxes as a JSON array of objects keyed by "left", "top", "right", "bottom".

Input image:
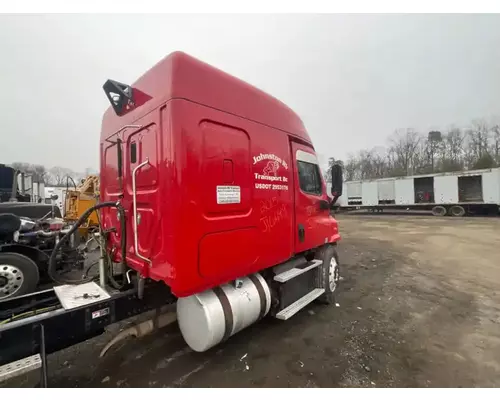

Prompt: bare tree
[
  {"left": 32, "top": 165, "right": 48, "bottom": 184},
  {"left": 388, "top": 129, "right": 421, "bottom": 176},
  {"left": 10, "top": 162, "right": 29, "bottom": 172},
  {"left": 11, "top": 162, "right": 49, "bottom": 184},
  {"left": 332, "top": 116, "right": 499, "bottom": 181},
  {"left": 466, "top": 119, "right": 493, "bottom": 169},
  {"left": 344, "top": 154, "right": 359, "bottom": 181},
  {"left": 412, "top": 140, "right": 431, "bottom": 175},
  {"left": 491, "top": 124, "right": 500, "bottom": 167},
  {"left": 438, "top": 127, "right": 465, "bottom": 172},
  {"left": 48, "top": 166, "right": 75, "bottom": 186},
  {"left": 323, "top": 157, "right": 337, "bottom": 183},
  {"left": 426, "top": 131, "right": 443, "bottom": 173},
  {"left": 370, "top": 147, "right": 389, "bottom": 179}
]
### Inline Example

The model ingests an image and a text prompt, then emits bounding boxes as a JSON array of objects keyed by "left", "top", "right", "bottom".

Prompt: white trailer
[
  {"left": 44, "top": 186, "right": 67, "bottom": 216},
  {"left": 334, "top": 168, "right": 500, "bottom": 217}
]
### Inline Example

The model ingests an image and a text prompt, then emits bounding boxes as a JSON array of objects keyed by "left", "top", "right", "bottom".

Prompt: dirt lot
[{"left": 6, "top": 215, "right": 500, "bottom": 387}]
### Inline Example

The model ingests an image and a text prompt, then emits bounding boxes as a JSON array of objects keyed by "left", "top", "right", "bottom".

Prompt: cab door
[
  {"left": 291, "top": 141, "right": 331, "bottom": 254},
  {"left": 124, "top": 123, "right": 160, "bottom": 270}
]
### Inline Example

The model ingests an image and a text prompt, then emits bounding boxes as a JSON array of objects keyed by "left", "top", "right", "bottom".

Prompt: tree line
[
  {"left": 325, "top": 118, "right": 500, "bottom": 182},
  {"left": 10, "top": 162, "right": 97, "bottom": 187}
]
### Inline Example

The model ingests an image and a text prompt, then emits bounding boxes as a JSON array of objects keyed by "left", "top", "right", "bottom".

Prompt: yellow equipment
[{"left": 64, "top": 175, "right": 100, "bottom": 237}]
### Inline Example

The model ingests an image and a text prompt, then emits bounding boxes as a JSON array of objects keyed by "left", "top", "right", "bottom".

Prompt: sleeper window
[{"left": 297, "top": 161, "right": 322, "bottom": 196}]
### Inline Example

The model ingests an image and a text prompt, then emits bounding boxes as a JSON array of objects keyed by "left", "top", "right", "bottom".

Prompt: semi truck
[
  {"left": 1, "top": 165, "right": 82, "bottom": 302},
  {"left": 330, "top": 168, "right": 500, "bottom": 217},
  {"left": 0, "top": 52, "right": 344, "bottom": 386},
  {"left": 0, "top": 164, "right": 45, "bottom": 205}
]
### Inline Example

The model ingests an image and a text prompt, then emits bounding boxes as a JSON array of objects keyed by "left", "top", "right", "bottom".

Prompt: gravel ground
[{"left": 4, "top": 214, "right": 500, "bottom": 387}]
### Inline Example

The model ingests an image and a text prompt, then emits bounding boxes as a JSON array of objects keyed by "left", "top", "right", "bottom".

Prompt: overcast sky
[{"left": 1, "top": 14, "right": 499, "bottom": 171}]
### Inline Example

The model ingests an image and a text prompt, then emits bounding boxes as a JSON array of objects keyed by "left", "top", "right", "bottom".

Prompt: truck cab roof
[{"left": 101, "top": 51, "right": 311, "bottom": 144}]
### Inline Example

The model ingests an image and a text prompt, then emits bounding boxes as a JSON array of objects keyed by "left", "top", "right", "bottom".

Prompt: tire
[
  {"left": 450, "top": 205, "right": 466, "bottom": 217},
  {"left": 0, "top": 252, "right": 40, "bottom": 300},
  {"left": 431, "top": 205, "right": 447, "bottom": 217},
  {"left": 316, "top": 245, "right": 340, "bottom": 305}
]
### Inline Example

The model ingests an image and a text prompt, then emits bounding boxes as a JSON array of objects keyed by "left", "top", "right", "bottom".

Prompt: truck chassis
[
  {"left": 0, "top": 246, "right": 339, "bottom": 387},
  {"left": 337, "top": 202, "right": 500, "bottom": 217},
  {"left": 0, "top": 282, "right": 173, "bottom": 386}
]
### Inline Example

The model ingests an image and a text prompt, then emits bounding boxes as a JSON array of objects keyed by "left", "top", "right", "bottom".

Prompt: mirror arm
[{"left": 331, "top": 192, "right": 340, "bottom": 205}]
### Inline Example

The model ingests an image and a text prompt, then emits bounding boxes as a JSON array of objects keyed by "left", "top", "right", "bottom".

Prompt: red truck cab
[
  {"left": 100, "top": 51, "right": 340, "bottom": 298},
  {"left": 0, "top": 52, "right": 343, "bottom": 372}
]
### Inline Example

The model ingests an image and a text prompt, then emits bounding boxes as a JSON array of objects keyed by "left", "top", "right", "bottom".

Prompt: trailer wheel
[
  {"left": 450, "top": 205, "right": 466, "bottom": 217},
  {"left": 316, "top": 245, "right": 340, "bottom": 305},
  {"left": 431, "top": 205, "right": 447, "bottom": 217},
  {"left": 0, "top": 252, "right": 39, "bottom": 300}
]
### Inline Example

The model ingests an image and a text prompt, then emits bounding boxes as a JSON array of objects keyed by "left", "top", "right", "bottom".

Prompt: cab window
[{"left": 297, "top": 161, "right": 322, "bottom": 196}]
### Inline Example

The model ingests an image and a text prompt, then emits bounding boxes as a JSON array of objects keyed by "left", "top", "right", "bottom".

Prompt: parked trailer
[{"left": 330, "top": 168, "right": 500, "bottom": 217}]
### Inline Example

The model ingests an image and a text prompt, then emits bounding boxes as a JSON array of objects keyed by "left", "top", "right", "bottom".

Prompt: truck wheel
[
  {"left": 0, "top": 252, "right": 40, "bottom": 300},
  {"left": 431, "top": 205, "right": 447, "bottom": 217},
  {"left": 450, "top": 205, "right": 465, "bottom": 217},
  {"left": 317, "top": 245, "right": 340, "bottom": 305}
]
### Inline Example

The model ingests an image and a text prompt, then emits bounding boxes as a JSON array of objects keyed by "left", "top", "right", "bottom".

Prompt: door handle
[
  {"left": 298, "top": 224, "right": 305, "bottom": 242},
  {"left": 132, "top": 158, "right": 151, "bottom": 265}
]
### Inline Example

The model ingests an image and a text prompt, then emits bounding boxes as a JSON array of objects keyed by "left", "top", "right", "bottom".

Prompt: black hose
[
  {"left": 64, "top": 176, "right": 77, "bottom": 216},
  {"left": 83, "top": 259, "right": 100, "bottom": 279},
  {"left": 95, "top": 209, "right": 126, "bottom": 290},
  {"left": 48, "top": 201, "right": 127, "bottom": 285},
  {"left": 65, "top": 175, "right": 77, "bottom": 192}
]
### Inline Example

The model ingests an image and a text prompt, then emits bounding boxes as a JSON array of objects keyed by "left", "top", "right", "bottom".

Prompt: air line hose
[{"left": 48, "top": 201, "right": 127, "bottom": 285}]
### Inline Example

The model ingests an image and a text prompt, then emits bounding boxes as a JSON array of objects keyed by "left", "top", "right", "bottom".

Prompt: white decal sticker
[
  {"left": 92, "top": 307, "right": 110, "bottom": 319},
  {"left": 217, "top": 186, "right": 241, "bottom": 204},
  {"left": 253, "top": 153, "right": 289, "bottom": 191}
]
